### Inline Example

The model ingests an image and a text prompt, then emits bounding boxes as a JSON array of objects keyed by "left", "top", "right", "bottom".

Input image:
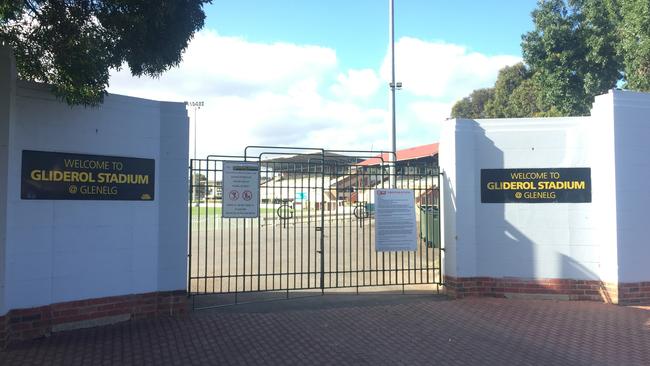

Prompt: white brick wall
[
  {"left": 441, "top": 89, "right": 650, "bottom": 285},
  {"left": 0, "top": 47, "right": 189, "bottom": 315}
]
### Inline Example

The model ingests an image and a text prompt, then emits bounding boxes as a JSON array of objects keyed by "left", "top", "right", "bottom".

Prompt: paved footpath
[{"left": 1, "top": 294, "right": 649, "bottom": 366}]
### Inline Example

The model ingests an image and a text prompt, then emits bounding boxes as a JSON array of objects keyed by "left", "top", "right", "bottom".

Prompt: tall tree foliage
[
  {"left": 450, "top": 63, "right": 553, "bottom": 119},
  {"left": 451, "top": 0, "right": 650, "bottom": 118},
  {"left": 618, "top": 0, "right": 650, "bottom": 90},
  {"left": 522, "top": 0, "right": 621, "bottom": 115},
  {"left": 450, "top": 88, "right": 495, "bottom": 119},
  {"left": 484, "top": 63, "right": 535, "bottom": 118},
  {"left": 0, "top": 0, "right": 211, "bottom": 105}
]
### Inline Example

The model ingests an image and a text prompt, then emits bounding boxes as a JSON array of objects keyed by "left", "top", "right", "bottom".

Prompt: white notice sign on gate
[
  {"left": 222, "top": 161, "right": 260, "bottom": 218},
  {"left": 374, "top": 189, "right": 417, "bottom": 252}
]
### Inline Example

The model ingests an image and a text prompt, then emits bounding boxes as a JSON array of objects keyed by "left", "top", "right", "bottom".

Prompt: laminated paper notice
[
  {"left": 222, "top": 161, "right": 260, "bottom": 218},
  {"left": 374, "top": 189, "right": 417, "bottom": 252}
]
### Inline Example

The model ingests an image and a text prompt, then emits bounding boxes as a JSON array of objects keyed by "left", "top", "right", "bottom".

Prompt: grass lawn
[{"left": 190, "top": 206, "right": 222, "bottom": 217}]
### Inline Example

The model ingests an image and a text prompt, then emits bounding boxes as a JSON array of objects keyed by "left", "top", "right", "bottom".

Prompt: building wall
[
  {"left": 589, "top": 92, "right": 619, "bottom": 286},
  {"left": 0, "top": 47, "right": 16, "bottom": 320},
  {"left": 442, "top": 116, "right": 596, "bottom": 279},
  {"left": 609, "top": 91, "right": 650, "bottom": 284},
  {"left": 440, "top": 89, "right": 650, "bottom": 304},
  {"left": 440, "top": 119, "right": 474, "bottom": 278},
  {"left": 0, "top": 47, "right": 189, "bottom": 319}
]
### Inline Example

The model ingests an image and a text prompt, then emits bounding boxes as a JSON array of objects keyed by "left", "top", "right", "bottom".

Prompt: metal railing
[{"left": 188, "top": 148, "right": 442, "bottom": 306}]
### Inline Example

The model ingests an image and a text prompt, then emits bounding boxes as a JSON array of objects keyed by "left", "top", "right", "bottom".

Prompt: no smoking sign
[
  {"left": 222, "top": 162, "right": 260, "bottom": 218},
  {"left": 242, "top": 190, "right": 252, "bottom": 201}
]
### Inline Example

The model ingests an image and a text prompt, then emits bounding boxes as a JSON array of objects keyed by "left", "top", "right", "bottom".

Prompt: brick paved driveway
[{"left": 1, "top": 294, "right": 649, "bottom": 365}]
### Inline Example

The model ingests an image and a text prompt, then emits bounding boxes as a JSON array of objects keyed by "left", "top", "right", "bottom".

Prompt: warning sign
[
  {"left": 374, "top": 189, "right": 417, "bottom": 252},
  {"left": 222, "top": 161, "right": 259, "bottom": 218}
]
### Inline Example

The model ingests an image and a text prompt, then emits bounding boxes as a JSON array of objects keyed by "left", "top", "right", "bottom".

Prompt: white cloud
[
  {"left": 392, "top": 100, "right": 454, "bottom": 149},
  {"left": 381, "top": 37, "right": 521, "bottom": 102},
  {"left": 109, "top": 30, "right": 338, "bottom": 101},
  {"left": 408, "top": 100, "right": 455, "bottom": 125},
  {"left": 195, "top": 91, "right": 387, "bottom": 156},
  {"left": 108, "top": 31, "right": 519, "bottom": 157},
  {"left": 330, "top": 69, "right": 381, "bottom": 100}
]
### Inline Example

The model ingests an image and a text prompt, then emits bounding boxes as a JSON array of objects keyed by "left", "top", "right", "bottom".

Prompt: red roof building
[{"left": 358, "top": 143, "right": 439, "bottom": 166}]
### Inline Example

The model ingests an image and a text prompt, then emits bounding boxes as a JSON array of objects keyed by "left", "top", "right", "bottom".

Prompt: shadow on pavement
[{"left": 193, "top": 289, "right": 448, "bottom": 314}]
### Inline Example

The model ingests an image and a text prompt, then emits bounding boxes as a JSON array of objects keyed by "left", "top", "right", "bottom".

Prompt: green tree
[
  {"left": 191, "top": 173, "right": 209, "bottom": 200},
  {"left": 484, "top": 63, "right": 532, "bottom": 118},
  {"left": 521, "top": 0, "right": 621, "bottom": 115},
  {"left": 450, "top": 88, "right": 495, "bottom": 119},
  {"left": 618, "top": 0, "right": 650, "bottom": 90},
  {"left": 451, "top": 63, "right": 547, "bottom": 119},
  {"left": 578, "top": 0, "right": 621, "bottom": 94},
  {"left": 0, "top": 0, "right": 210, "bottom": 105},
  {"left": 508, "top": 78, "right": 562, "bottom": 117},
  {"left": 450, "top": 0, "right": 650, "bottom": 119}
]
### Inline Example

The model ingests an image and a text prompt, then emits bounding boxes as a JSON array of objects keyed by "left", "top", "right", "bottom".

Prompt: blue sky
[
  {"left": 205, "top": 1, "right": 536, "bottom": 62},
  {"left": 109, "top": 1, "right": 540, "bottom": 157}
]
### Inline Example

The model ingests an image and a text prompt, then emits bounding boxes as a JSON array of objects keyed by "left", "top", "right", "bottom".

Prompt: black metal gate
[{"left": 188, "top": 147, "right": 442, "bottom": 306}]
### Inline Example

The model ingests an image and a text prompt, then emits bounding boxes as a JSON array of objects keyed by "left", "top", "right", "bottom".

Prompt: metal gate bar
[{"left": 189, "top": 147, "right": 442, "bottom": 305}]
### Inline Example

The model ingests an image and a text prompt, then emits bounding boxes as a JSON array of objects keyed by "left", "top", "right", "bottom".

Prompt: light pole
[
  {"left": 185, "top": 101, "right": 204, "bottom": 207},
  {"left": 185, "top": 101, "right": 204, "bottom": 161},
  {"left": 388, "top": 0, "right": 401, "bottom": 188}
]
